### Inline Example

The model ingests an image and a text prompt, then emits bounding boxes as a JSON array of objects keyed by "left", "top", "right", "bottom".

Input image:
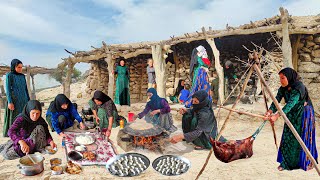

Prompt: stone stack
[
  {"left": 85, "top": 61, "right": 109, "bottom": 96},
  {"left": 165, "top": 63, "right": 176, "bottom": 96},
  {"left": 298, "top": 34, "right": 320, "bottom": 111}
]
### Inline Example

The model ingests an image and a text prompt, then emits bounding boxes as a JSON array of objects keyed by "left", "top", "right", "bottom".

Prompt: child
[{"left": 179, "top": 84, "right": 190, "bottom": 103}]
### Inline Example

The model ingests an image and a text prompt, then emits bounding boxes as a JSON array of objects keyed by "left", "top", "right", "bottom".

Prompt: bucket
[{"left": 128, "top": 112, "right": 135, "bottom": 122}]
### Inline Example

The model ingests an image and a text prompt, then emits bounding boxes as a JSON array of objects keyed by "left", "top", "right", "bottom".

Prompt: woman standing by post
[
  {"left": 114, "top": 60, "right": 130, "bottom": 106},
  {"left": 265, "top": 67, "right": 318, "bottom": 171},
  {"left": 3, "top": 59, "right": 30, "bottom": 137}
]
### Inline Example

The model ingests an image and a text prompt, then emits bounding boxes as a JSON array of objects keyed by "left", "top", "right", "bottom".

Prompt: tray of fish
[
  {"left": 152, "top": 155, "right": 190, "bottom": 176},
  {"left": 106, "top": 153, "right": 150, "bottom": 177}
]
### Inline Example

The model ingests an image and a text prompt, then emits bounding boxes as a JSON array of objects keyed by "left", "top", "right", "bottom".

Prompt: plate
[
  {"left": 65, "top": 161, "right": 82, "bottom": 175},
  {"left": 68, "top": 151, "right": 83, "bottom": 161},
  {"left": 74, "top": 134, "right": 95, "bottom": 145},
  {"left": 106, "top": 153, "right": 150, "bottom": 177},
  {"left": 45, "top": 146, "right": 57, "bottom": 154},
  {"left": 152, "top": 155, "right": 191, "bottom": 176}
]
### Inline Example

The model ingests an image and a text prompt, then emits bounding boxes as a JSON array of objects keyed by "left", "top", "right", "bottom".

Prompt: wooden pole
[
  {"left": 152, "top": 45, "right": 167, "bottom": 98},
  {"left": 206, "top": 38, "right": 225, "bottom": 104},
  {"left": 219, "top": 106, "right": 266, "bottom": 119},
  {"left": 279, "top": 7, "right": 293, "bottom": 68},
  {"left": 216, "top": 67, "right": 254, "bottom": 140},
  {"left": 26, "top": 65, "right": 32, "bottom": 98},
  {"left": 105, "top": 54, "right": 115, "bottom": 98},
  {"left": 31, "top": 75, "right": 36, "bottom": 100},
  {"left": 292, "top": 34, "right": 301, "bottom": 71},
  {"left": 253, "top": 63, "right": 320, "bottom": 176},
  {"left": 64, "top": 61, "right": 74, "bottom": 98}
]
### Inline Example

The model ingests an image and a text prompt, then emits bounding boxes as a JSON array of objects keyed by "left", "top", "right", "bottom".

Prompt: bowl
[
  {"left": 68, "top": 151, "right": 83, "bottom": 161},
  {"left": 74, "top": 145, "right": 87, "bottom": 152},
  {"left": 51, "top": 165, "right": 63, "bottom": 175},
  {"left": 50, "top": 158, "right": 62, "bottom": 166},
  {"left": 74, "top": 134, "right": 95, "bottom": 145},
  {"left": 45, "top": 146, "right": 57, "bottom": 154},
  {"left": 82, "top": 151, "right": 97, "bottom": 161}
]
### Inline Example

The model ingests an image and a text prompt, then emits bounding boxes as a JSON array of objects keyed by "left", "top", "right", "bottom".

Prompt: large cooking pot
[{"left": 17, "top": 154, "right": 44, "bottom": 176}]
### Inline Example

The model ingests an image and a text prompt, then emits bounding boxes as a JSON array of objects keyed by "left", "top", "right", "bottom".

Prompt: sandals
[{"left": 277, "top": 166, "right": 284, "bottom": 171}]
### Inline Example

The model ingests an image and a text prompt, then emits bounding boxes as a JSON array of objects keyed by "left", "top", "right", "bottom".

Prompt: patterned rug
[{"left": 64, "top": 132, "right": 117, "bottom": 166}]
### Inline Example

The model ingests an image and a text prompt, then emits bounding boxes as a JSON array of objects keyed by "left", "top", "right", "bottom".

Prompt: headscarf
[
  {"left": 48, "top": 94, "right": 71, "bottom": 113},
  {"left": 190, "top": 48, "right": 199, "bottom": 79},
  {"left": 192, "top": 90, "right": 210, "bottom": 111},
  {"left": 20, "top": 100, "right": 51, "bottom": 136},
  {"left": 225, "top": 60, "right": 233, "bottom": 68},
  {"left": 10, "top": 59, "right": 23, "bottom": 75},
  {"left": 196, "top": 45, "right": 208, "bottom": 58},
  {"left": 93, "top": 90, "right": 111, "bottom": 104},
  {"left": 175, "top": 80, "right": 185, "bottom": 96},
  {"left": 279, "top": 67, "right": 310, "bottom": 103},
  {"left": 146, "top": 88, "right": 164, "bottom": 110}
]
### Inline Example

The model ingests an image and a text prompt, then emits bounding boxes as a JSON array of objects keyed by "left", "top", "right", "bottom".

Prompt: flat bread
[{"left": 129, "top": 120, "right": 154, "bottom": 130}]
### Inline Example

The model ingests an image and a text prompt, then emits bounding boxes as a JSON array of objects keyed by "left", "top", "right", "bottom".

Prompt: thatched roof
[{"left": 58, "top": 12, "right": 320, "bottom": 69}]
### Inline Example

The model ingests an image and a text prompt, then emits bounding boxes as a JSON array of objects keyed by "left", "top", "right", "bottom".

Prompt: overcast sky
[{"left": 0, "top": 0, "right": 319, "bottom": 88}]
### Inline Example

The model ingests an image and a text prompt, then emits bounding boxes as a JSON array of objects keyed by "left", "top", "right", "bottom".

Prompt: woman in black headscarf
[
  {"left": 169, "top": 79, "right": 185, "bottom": 103},
  {"left": 265, "top": 67, "right": 318, "bottom": 171},
  {"left": 0, "top": 100, "right": 56, "bottom": 160},
  {"left": 46, "top": 94, "right": 85, "bottom": 137},
  {"left": 3, "top": 59, "right": 30, "bottom": 137},
  {"left": 170, "top": 90, "right": 225, "bottom": 150},
  {"left": 89, "top": 90, "right": 125, "bottom": 137}
]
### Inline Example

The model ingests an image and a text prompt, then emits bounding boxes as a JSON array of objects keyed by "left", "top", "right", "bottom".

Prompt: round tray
[
  {"left": 152, "top": 155, "right": 191, "bottom": 176},
  {"left": 106, "top": 153, "right": 150, "bottom": 177},
  {"left": 74, "top": 134, "right": 96, "bottom": 145}
]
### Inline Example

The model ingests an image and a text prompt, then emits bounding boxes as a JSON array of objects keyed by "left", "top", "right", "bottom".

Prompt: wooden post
[
  {"left": 31, "top": 75, "right": 36, "bottom": 100},
  {"left": 105, "top": 54, "right": 115, "bottom": 98},
  {"left": 253, "top": 63, "right": 320, "bottom": 176},
  {"left": 64, "top": 61, "right": 74, "bottom": 98},
  {"left": 216, "top": 67, "right": 254, "bottom": 140},
  {"left": 292, "top": 34, "right": 301, "bottom": 71},
  {"left": 280, "top": 7, "right": 293, "bottom": 68},
  {"left": 206, "top": 38, "right": 225, "bottom": 104},
  {"left": 173, "top": 48, "right": 180, "bottom": 89},
  {"left": 139, "top": 63, "right": 145, "bottom": 101},
  {"left": 152, "top": 45, "right": 166, "bottom": 98},
  {"left": 26, "top": 65, "right": 32, "bottom": 98}
]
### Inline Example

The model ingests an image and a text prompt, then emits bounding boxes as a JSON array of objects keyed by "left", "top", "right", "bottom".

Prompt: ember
[{"left": 132, "top": 136, "right": 159, "bottom": 151}]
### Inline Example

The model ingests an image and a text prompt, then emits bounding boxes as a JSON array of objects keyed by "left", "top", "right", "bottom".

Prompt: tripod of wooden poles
[{"left": 195, "top": 51, "right": 320, "bottom": 179}]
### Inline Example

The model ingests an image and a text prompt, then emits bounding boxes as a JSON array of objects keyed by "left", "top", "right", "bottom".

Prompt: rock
[
  {"left": 89, "top": 79, "right": 98, "bottom": 89},
  {"left": 299, "top": 53, "right": 312, "bottom": 61},
  {"left": 301, "top": 47, "right": 312, "bottom": 53},
  {"left": 311, "top": 50, "right": 320, "bottom": 58},
  {"left": 299, "top": 73, "right": 319, "bottom": 79},
  {"left": 312, "top": 58, "right": 320, "bottom": 63},
  {"left": 298, "top": 62, "right": 320, "bottom": 72},
  {"left": 166, "top": 88, "right": 175, "bottom": 96},
  {"left": 305, "top": 35, "right": 313, "bottom": 41},
  {"left": 306, "top": 40, "right": 316, "bottom": 48},
  {"left": 314, "top": 45, "right": 320, "bottom": 50},
  {"left": 313, "top": 76, "right": 320, "bottom": 83},
  {"left": 298, "top": 42, "right": 304, "bottom": 49},
  {"left": 314, "top": 36, "right": 320, "bottom": 43}
]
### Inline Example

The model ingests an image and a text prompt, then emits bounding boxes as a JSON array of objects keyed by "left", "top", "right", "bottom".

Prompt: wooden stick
[
  {"left": 219, "top": 106, "right": 266, "bottom": 119},
  {"left": 216, "top": 67, "right": 254, "bottom": 140},
  {"left": 253, "top": 63, "right": 320, "bottom": 176}
]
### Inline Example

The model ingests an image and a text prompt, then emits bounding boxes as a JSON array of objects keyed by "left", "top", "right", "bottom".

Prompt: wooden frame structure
[
  {"left": 195, "top": 52, "right": 320, "bottom": 179},
  {"left": 58, "top": 7, "right": 320, "bottom": 99}
]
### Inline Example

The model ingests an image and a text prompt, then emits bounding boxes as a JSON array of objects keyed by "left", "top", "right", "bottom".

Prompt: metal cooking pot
[{"left": 17, "top": 154, "right": 44, "bottom": 176}]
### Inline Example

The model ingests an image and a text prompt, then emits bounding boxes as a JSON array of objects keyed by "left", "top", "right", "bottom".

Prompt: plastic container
[
  {"left": 120, "top": 119, "right": 124, "bottom": 129},
  {"left": 128, "top": 112, "right": 135, "bottom": 122},
  {"left": 61, "top": 137, "right": 66, "bottom": 148}
]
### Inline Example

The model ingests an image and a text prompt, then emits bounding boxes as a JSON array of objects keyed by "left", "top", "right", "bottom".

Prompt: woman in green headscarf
[{"left": 114, "top": 60, "right": 130, "bottom": 106}]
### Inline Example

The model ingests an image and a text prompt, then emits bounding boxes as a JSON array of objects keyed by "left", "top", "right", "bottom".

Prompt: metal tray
[
  {"left": 74, "top": 134, "right": 96, "bottom": 145},
  {"left": 106, "top": 153, "right": 150, "bottom": 177},
  {"left": 152, "top": 155, "right": 191, "bottom": 176}
]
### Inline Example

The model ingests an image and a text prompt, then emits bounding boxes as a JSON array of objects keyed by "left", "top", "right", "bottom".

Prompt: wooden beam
[
  {"left": 206, "top": 38, "right": 225, "bottom": 104},
  {"left": 219, "top": 106, "right": 266, "bottom": 119},
  {"left": 105, "top": 54, "right": 115, "bottom": 98},
  {"left": 31, "top": 75, "right": 36, "bottom": 100},
  {"left": 280, "top": 7, "right": 293, "bottom": 68},
  {"left": 26, "top": 65, "right": 32, "bottom": 99},
  {"left": 122, "top": 49, "right": 152, "bottom": 59},
  {"left": 253, "top": 63, "right": 320, "bottom": 176},
  {"left": 152, "top": 45, "right": 167, "bottom": 98},
  {"left": 292, "top": 34, "right": 301, "bottom": 71}
]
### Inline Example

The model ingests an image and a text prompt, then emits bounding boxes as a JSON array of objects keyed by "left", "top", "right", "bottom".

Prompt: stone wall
[
  {"left": 85, "top": 60, "right": 109, "bottom": 96},
  {"left": 297, "top": 34, "right": 320, "bottom": 111}
]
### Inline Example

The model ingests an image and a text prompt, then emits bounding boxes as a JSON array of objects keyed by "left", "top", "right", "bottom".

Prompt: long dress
[
  {"left": 114, "top": 66, "right": 130, "bottom": 106},
  {"left": 185, "top": 57, "right": 212, "bottom": 108},
  {"left": 3, "top": 72, "right": 29, "bottom": 137},
  {"left": 270, "top": 88, "right": 318, "bottom": 170},
  {"left": 88, "top": 99, "right": 126, "bottom": 129}
]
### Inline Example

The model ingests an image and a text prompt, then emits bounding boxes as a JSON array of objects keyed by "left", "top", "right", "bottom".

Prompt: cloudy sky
[{"left": 0, "top": 0, "right": 319, "bottom": 88}]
